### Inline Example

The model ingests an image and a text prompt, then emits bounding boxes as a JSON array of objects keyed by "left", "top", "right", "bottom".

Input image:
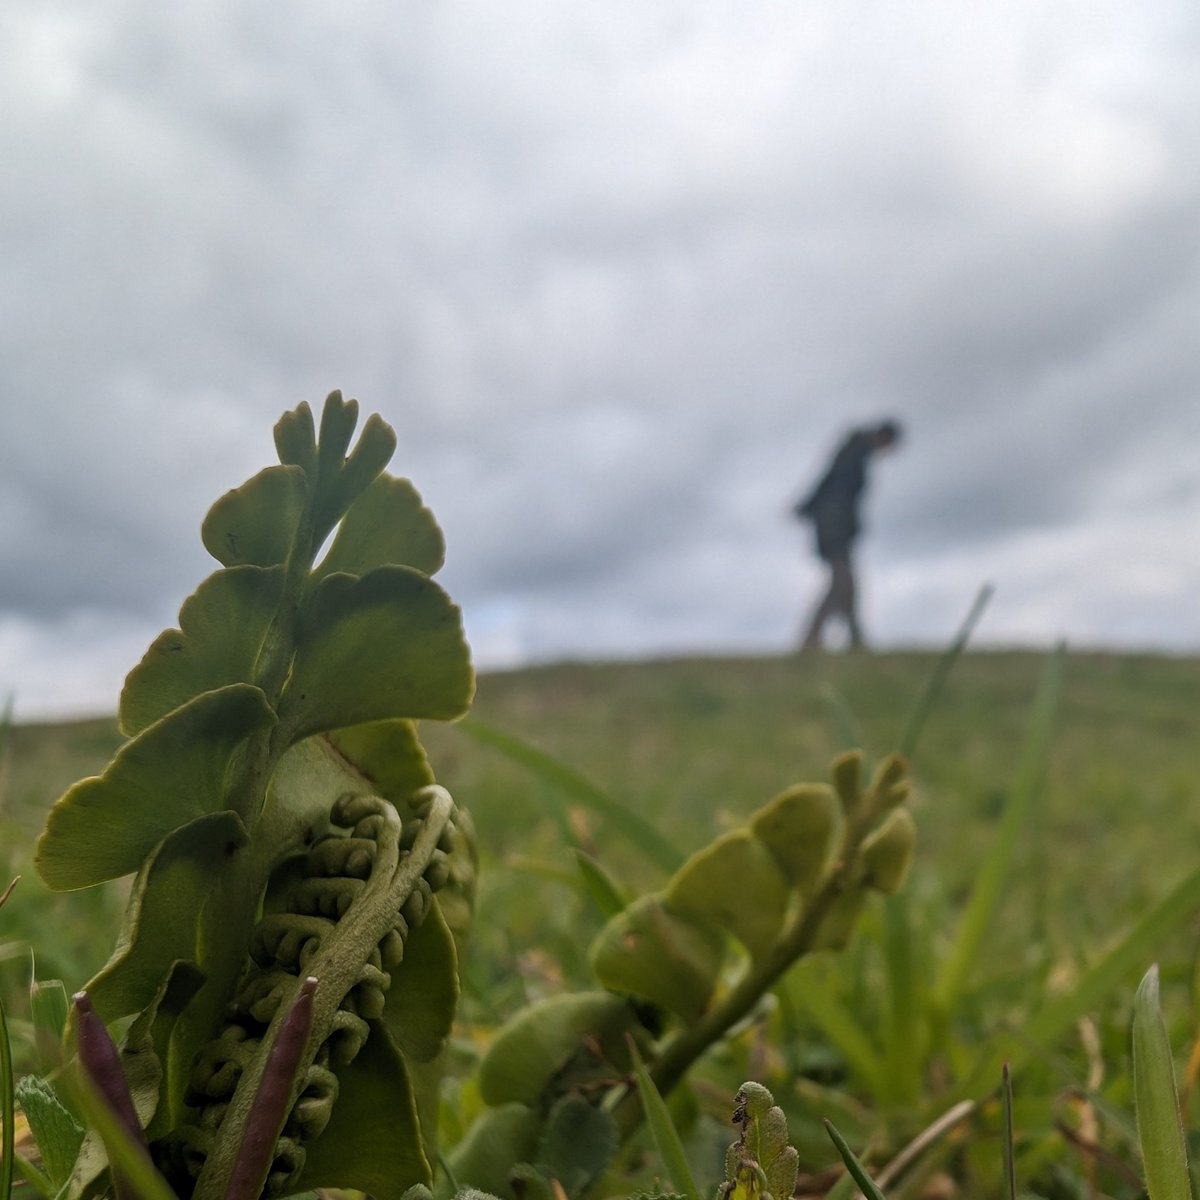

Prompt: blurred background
[{"left": 3, "top": 1, "right": 1198, "bottom": 719}]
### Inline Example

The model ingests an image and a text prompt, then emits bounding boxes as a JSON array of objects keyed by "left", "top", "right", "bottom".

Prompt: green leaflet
[
  {"left": 328, "top": 718, "right": 437, "bottom": 803},
  {"left": 478, "top": 991, "right": 638, "bottom": 1107},
  {"left": 589, "top": 895, "right": 726, "bottom": 1021},
  {"left": 312, "top": 474, "right": 445, "bottom": 583},
  {"left": 313, "top": 404, "right": 399, "bottom": 545},
  {"left": 443, "top": 1104, "right": 543, "bottom": 1200},
  {"left": 384, "top": 901, "right": 460, "bottom": 1064},
  {"left": 120, "top": 565, "right": 286, "bottom": 736},
  {"left": 859, "top": 809, "right": 917, "bottom": 895},
  {"left": 294, "top": 1023, "right": 429, "bottom": 1200},
  {"left": 36, "top": 684, "right": 275, "bottom": 889},
  {"left": 84, "top": 811, "right": 249, "bottom": 1026},
  {"left": 279, "top": 566, "right": 474, "bottom": 742},
  {"left": 749, "top": 783, "right": 840, "bottom": 895},
  {"left": 535, "top": 1095, "right": 619, "bottom": 1198},
  {"left": 665, "top": 830, "right": 790, "bottom": 959},
  {"left": 273, "top": 402, "right": 318, "bottom": 477},
  {"left": 202, "top": 465, "right": 308, "bottom": 568}
]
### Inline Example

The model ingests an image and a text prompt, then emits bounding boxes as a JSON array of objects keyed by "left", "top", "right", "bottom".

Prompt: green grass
[
  {"left": 3, "top": 649, "right": 1199, "bottom": 1196},
  {"left": 4, "top": 650, "right": 1198, "bottom": 998},
  {"left": 418, "top": 650, "right": 1200, "bottom": 949}
]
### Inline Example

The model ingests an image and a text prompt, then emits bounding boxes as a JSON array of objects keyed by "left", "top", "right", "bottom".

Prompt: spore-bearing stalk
[{"left": 177, "top": 785, "right": 457, "bottom": 1200}]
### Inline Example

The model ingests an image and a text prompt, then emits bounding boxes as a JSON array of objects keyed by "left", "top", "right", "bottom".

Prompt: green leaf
[
  {"left": 859, "top": 809, "right": 916, "bottom": 894},
  {"left": 459, "top": 721, "right": 683, "bottom": 874},
  {"left": 279, "top": 567, "right": 473, "bottom": 742},
  {"left": 383, "top": 901, "right": 459, "bottom": 1063},
  {"left": 589, "top": 895, "right": 725, "bottom": 1021},
  {"left": 14, "top": 1077, "right": 83, "bottom": 1191},
  {"left": 124, "top": 962, "right": 206, "bottom": 1142},
  {"left": 295, "top": 1024, "right": 430, "bottom": 1200},
  {"left": 444, "top": 1104, "right": 542, "bottom": 1200},
  {"left": 313, "top": 474, "right": 445, "bottom": 583},
  {"left": 36, "top": 685, "right": 275, "bottom": 890},
  {"left": 537, "top": 1094, "right": 618, "bottom": 1197},
  {"left": 83, "top": 812, "right": 248, "bottom": 1025},
  {"left": 830, "top": 752, "right": 864, "bottom": 821},
  {"left": 1133, "top": 965, "right": 1191, "bottom": 1200},
  {"left": 479, "top": 991, "right": 636, "bottom": 1107},
  {"left": 326, "top": 719, "right": 436, "bottom": 805},
  {"left": 749, "top": 784, "right": 840, "bottom": 895},
  {"left": 120, "top": 566, "right": 286, "bottom": 736},
  {"left": 316, "top": 416, "right": 400, "bottom": 545},
  {"left": 315, "top": 392, "right": 362, "bottom": 498},
  {"left": 201, "top": 465, "right": 307, "bottom": 568},
  {"left": 629, "top": 1042, "right": 699, "bottom": 1200},
  {"left": 665, "top": 831, "right": 789, "bottom": 959},
  {"left": 273, "top": 402, "right": 318, "bottom": 477}
]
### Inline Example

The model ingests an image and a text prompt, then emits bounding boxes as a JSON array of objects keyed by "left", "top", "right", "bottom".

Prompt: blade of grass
[
  {"left": 824, "top": 1119, "right": 888, "bottom": 1200},
  {"left": 68, "top": 1074, "right": 179, "bottom": 1200},
  {"left": 880, "top": 894, "right": 920, "bottom": 1110},
  {"left": 459, "top": 719, "right": 683, "bottom": 873},
  {"left": 1002, "top": 1065, "right": 1016, "bottom": 1200},
  {"left": 573, "top": 850, "right": 628, "bottom": 920},
  {"left": 895, "top": 583, "right": 993, "bottom": 760},
  {"left": 934, "top": 643, "right": 1064, "bottom": 1017},
  {"left": 1133, "top": 965, "right": 1191, "bottom": 1200},
  {"left": 2, "top": 995, "right": 14, "bottom": 1200},
  {"left": 627, "top": 1039, "right": 700, "bottom": 1200}
]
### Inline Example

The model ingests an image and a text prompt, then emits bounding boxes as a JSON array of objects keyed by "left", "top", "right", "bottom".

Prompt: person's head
[{"left": 869, "top": 419, "right": 902, "bottom": 452}]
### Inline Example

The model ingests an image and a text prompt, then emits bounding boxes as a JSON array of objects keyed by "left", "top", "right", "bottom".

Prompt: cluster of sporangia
[{"left": 154, "top": 792, "right": 458, "bottom": 1195}]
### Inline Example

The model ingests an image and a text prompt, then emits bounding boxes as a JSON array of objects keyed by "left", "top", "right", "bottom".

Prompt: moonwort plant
[
  {"left": 32, "top": 393, "right": 476, "bottom": 1200},
  {"left": 445, "top": 748, "right": 917, "bottom": 1197}
]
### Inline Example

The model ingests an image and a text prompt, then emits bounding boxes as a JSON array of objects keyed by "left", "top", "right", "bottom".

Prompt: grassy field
[
  {"left": 5, "top": 648, "right": 1197, "bottom": 999},
  {"left": 3, "top": 648, "right": 1199, "bottom": 1193}
]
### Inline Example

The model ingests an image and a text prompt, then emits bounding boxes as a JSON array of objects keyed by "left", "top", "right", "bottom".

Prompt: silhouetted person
[{"left": 794, "top": 420, "right": 902, "bottom": 651}]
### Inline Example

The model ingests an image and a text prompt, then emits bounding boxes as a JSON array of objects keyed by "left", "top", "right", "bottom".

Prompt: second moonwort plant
[{"left": 33, "top": 392, "right": 476, "bottom": 1200}]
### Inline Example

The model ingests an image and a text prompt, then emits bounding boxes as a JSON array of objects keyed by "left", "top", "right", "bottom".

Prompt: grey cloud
[{"left": 3, "top": 0, "right": 1200, "bottom": 716}]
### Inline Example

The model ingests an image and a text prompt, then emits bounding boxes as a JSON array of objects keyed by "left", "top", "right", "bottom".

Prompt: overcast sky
[{"left": 3, "top": 2, "right": 1199, "bottom": 720}]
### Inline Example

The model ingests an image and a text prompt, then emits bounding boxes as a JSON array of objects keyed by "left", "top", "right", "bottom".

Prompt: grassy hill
[{"left": 5, "top": 648, "right": 1197, "bottom": 995}]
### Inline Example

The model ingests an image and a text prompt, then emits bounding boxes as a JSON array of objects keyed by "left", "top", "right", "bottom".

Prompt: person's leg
[
  {"left": 801, "top": 560, "right": 838, "bottom": 650},
  {"left": 829, "top": 555, "right": 864, "bottom": 647}
]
